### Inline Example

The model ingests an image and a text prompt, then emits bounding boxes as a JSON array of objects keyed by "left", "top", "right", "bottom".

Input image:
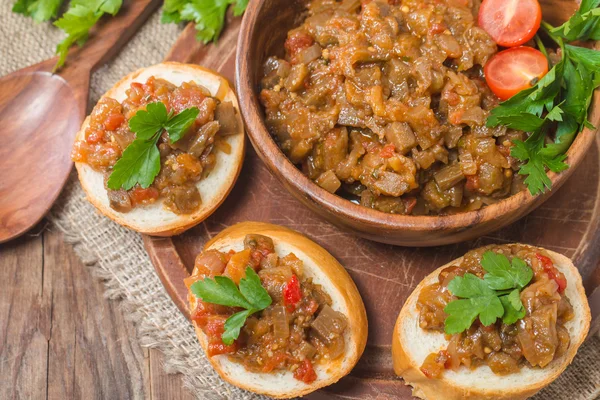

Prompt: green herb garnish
[
  {"left": 13, "top": 0, "right": 63, "bottom": 22},
  {"left": 487, "top": 1, "right": 600, "bottom": 195},
  {"left": 161, "top": 0, "right": 249, "bottom": 43},
  {"left": 106, "top": 102, "right": 199, "bottom": 191},
  {"left": 191, "top": 267, "right": 272, "bottom": 345},
  {"left": 53, "top": 0, "right": 123, "bottom": 71},
  {"left": 443, "top": 251, "right": 533, "bottom": 334}
]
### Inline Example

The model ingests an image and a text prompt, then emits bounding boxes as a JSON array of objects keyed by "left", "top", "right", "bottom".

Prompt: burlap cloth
[{"left": 2, "top": 2, "right": 599, "bottom": 399}]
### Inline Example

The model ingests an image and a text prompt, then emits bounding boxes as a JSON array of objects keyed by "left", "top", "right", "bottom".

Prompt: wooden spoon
[{"left": 0, "top": 0, "right": 161, "bottom": 243}]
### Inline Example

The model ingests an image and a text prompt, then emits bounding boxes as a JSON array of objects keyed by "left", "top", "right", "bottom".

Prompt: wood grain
[
  {"left": 144, "top": 9, "right": 600, "bottom": 398},
  {"left": 235, "top": 0, "right": 600, "bottom": 246},
  {"left": 0, "top": 226, "right": 197, "bottom": 400},
  {"left": 0, "top": 0, "right": 161, "bottom": 244}
]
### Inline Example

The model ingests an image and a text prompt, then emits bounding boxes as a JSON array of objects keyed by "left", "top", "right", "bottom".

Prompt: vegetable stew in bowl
[{"left": 236, "top": 0, "right": 600, "bottom": 245}]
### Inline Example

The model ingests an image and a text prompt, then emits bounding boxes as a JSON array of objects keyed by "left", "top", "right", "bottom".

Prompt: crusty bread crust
[
  {"left": 74, "top": 62, "right": 245, "bottom": 236},
  {"left": 392, "top": 244, "right": 591, "bottom": 400},
  {"left": 189, "top": 222, "right": 368, "bottom": 398}
]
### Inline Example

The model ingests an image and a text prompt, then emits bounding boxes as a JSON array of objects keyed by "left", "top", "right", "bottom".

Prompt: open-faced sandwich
[
  {"left": 184, "top": 222, "right": 368, "bottom": 398},
  {"left": 392, "top": 244, "right": 591, "bottom": 400},
  {"left": 72, "top": 62, "right": 244, "bottom": 236}
]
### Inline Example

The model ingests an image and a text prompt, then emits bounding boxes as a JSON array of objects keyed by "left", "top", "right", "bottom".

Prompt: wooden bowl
[{"left": 235, "top": 0, "right": 600, "bottom": 247}]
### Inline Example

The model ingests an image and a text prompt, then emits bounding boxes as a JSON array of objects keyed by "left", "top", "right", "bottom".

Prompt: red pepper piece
[
  {"left": 536, "top": 253, "right": 567, "bottom": 293},
  {"left": 283, "top": 275, "right": 302, "bottom": 311}
]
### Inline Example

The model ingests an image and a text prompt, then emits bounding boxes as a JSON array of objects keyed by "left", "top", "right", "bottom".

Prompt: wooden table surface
[{"left": 0, "top": 221, "right": 194, "bottom": 400}]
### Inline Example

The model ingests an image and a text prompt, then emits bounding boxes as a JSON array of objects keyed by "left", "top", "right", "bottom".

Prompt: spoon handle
[{"left": 58, "top": 0, "right": 161, "bottom": 77}]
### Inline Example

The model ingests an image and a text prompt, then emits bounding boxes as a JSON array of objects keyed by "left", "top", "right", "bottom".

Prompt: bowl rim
[{"left": 235, "top": 0, "right": 600, "bottom": 233}]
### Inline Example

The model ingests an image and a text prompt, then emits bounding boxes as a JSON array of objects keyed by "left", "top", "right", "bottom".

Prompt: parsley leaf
[
  {"left": 487, "top": 3, "right": 600, "bottom": 195},
  {"left": 129, "top": 102, "right": 170, "bottom": 140},
  {"left": 161, "top": 0, "right": 250, "bottom": 43},
  {"left": 444, "top": 252, "right": 534, "bottom": 334},
  {"left": 53, "top": 0, "right": 123, "bottom": 71},
  {"left": 13, "top": 0, "right": 64, "bottom": 22},
  {"left": 482, "top": 251, "right": 534, "bottom": 290},
  {"left": 106, "top": 136, "right": 161, "bottom": 191},
  {"left": 222, "top": 309, "right": 254, "bottom": 345},
  {"left": 191, "top": 275, "right": 253, "bottom": 309},
  {"left": 165, "top": 107, "right": 200, "bottom": 142},
  {"left": 191, "top": 267, "right": 272, "bottom": 344},
  {"left": 511, "top": 133, "right": 569, "bottom": 195},
  {"left": 551, "top": 0, "right": 600, "bottom": 41},
  {"left": 106, "top": 102, "right": 199, "bottom": 191},
  {"left": 500, "top": 289, "right": 526, "bottom": 325}
]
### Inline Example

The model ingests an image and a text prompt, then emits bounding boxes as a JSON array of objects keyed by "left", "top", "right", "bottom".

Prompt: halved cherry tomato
[
  {"left": 484, "top": 46, "right": 548, "bottom": 100},
  {"left": 478, "top": 0, "right": 542, "bottom": 47}
]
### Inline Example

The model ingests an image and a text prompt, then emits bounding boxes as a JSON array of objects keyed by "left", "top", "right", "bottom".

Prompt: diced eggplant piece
[
  {"left": 214, "top": 101, "right": 240, "bottom": 136},
  {"left": 244, "top": 234, "right": 275, "bottom": 253},
  {"left": 107, "top": 189, "right": 132, "bottom": 213},
  {"left": 373, "top": 171, "right": 411, "bottom": 197},
  {"left": 297, "top": 43, "right": 322, "bottom": 64},
  {"left": 322, "top": 127, "right": 348, "bottom": 171},
  {"left": 384, "top": 122, "right": 417, "bottom": 155},
  {"left": 316, "top": 170, "right": 342, "bottom": 193},
  {"left": 188, "top": 121, "right": 220, "bottom": 157},
  {"left": 311, "top": 305, "right": 348, "bottom": 344},
  {"left": 272, "top": 305, "right": 290, "bottom": 339},
  {"left": 284, "top": 63, "right": 309, "bottom": 92},
  {"left": 434, "top": 164, "right": 465, "bottom": 191},
  {"left": 296, "top": 341, "right": 317, "bottom": 360}
]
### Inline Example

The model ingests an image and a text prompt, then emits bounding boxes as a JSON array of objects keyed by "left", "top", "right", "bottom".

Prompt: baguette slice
[
  {"left": 75, "top": 62, "right": 245, "bottom": 236},
  {"left": 392, "top": 245, "right": 591, "bottom": 400},
  {"left": 189, "top": 221, "right": 368, "bottom": 398}
]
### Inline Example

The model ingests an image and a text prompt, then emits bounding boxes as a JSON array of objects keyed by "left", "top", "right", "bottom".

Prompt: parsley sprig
[
  {"left": 443, "top": 251, "right": 533, "bottom": 334},
  {"left": 191, "top": 267, "right": 272, "bottom": 345},
  {"left": 107, "top": 102, "right": 199, "bottom": 191},
  {"left": 161, "top": 0, "right": 248, "bottom": 42},
  {"left": 487, "top": 0, "right": 600, "bottom": 195},
  {"left": 53, "top": 0, "right": 123, "bottom": 71},
  {"left": 13, "top": 0, "right": 63, "bottom": 22},
  {"left": 14, "top": 0, "right": 249, "bottom": 70}
]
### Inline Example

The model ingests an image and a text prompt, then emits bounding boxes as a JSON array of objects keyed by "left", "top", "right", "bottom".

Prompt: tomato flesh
[
  {"left": 478, "top": 0, "right": 542, "bottom": 47},
  {"left": 484, "top": 46, "right": 548, "bottom": 100}
]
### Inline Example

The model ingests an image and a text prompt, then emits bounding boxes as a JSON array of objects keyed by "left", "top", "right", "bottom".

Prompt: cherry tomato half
[
  {"left": 484, "top": 46, "right": 549, "bottom": 100},
  {"left": 478, "top": 0, "right": 542, "bottom": 47}
]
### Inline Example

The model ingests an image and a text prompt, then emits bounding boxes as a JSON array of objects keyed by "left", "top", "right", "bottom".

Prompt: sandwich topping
[
  {"left": 417, "top": 244, "right": 573, "bottom": 377},
  {"left": 185, "top": 234, "right": 348, "bottom": 384},
  {"left": 72, "top": 76, "right": 240, "bottom": 215}
]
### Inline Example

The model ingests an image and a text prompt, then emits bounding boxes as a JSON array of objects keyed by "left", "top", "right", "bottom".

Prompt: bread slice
[
  {"left": 392, "top": 245, "right": 591, "bottom": 400},
  {"left": 189, "top": 221, "right": 368, "bottom": 398},
  {"left": 74, "top": 62, "right": 245, "bottom": 236}
]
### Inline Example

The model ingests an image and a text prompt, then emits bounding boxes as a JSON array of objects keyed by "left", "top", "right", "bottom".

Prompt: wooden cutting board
[{"left": 143, "top": 16, "right": 600, "bottom": 400}]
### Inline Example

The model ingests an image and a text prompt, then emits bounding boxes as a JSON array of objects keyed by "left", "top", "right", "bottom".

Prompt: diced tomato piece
[
  {"left": 207, "top": 341, "right": 238, "bottom": 357},
  {"left": 536, "top": 254, "right": 567, "bottom": 293},
  {"left": 285, "top": 31, "right": 314, "bottom": 59},
  {"left": 429, "top": 22, "right": 447, "bottom": 35},
  {"left": 86, "top": 130, "right": 104, "bottom": 144},
  {"left": 379, "top": 144, "right": 396, "bottom": 158},
  {"left": 283, "top": 275, "right": 302, "bottom": 311},
  {"left": 129, "top": 187, "right": 159, "bottom": 205},
  {"left": 262, "top": 352, "right": 288, "bottom": 373},
  {"left": 293, "top": 359, "right": 317, "bottom": 383},
  {"left": 103, "top": 113, "right": 125, "bottom": 131},
  {"left": 224, "top": 249, "right": 252, "bottom": 284},
  {"left": 465, "top": 175, "right": 480, "bottom": 191}
]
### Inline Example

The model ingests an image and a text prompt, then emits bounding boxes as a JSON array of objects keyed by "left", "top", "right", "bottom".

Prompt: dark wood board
[{"left": 143, "top": 17, "right": 600, "bottom": 400}]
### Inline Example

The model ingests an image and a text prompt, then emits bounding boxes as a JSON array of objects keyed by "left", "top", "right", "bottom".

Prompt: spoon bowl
[
  {"left": 0, "top": 0, "right": 161, "bottom": 243},
  {"left": 0, "top": 69, "right": 82, "bottom": 242}
]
